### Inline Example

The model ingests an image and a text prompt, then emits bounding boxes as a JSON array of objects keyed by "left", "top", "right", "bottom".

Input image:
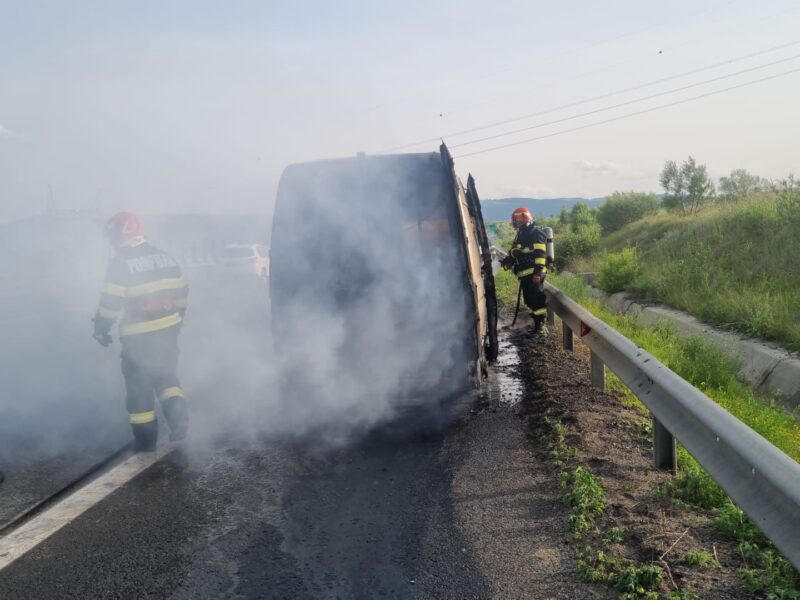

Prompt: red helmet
[
  {"left": 105, "top": 212, "right": 144, "bottom": 246},
  {"left": 511, "top": 207, "right": 533, "bottom": 228}
]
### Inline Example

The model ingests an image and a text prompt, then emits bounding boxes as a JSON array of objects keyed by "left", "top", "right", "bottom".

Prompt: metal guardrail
[{"left": 544, "top": 282, "right": 800, "bottom": 570}]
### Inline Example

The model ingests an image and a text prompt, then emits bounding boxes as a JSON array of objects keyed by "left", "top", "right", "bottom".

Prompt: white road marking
[{"left": 0, "top": 446, "right": 173, "bottom": 571}]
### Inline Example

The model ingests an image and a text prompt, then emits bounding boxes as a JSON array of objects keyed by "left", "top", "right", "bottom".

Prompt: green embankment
[
  {"left": 591, "top": 196, "right": 800, "bottom": 350},
  {"left": 492, "top": 265, "right": 800, "bottom": 595},
  {"left": 493, "top": 267, "right": 800, "bottom": 460}
]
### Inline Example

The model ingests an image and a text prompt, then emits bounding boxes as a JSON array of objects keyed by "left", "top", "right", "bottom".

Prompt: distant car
[{"left": 220, "top": 244, "right": 270, "bottom": 277}]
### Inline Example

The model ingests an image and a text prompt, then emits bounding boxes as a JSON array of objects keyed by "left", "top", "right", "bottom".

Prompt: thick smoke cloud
[
  {"left": 0, "top": 151, "right": 476, "bottom": 505},
  {"left": 184, "top": 153, "right": 474, "bottom": 449}
]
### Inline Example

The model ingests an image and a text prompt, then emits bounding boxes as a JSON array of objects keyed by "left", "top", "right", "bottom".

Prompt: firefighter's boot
[
  {"left": 163, "top": 395, "right": 189, "bottom": 442},
  {"left": 533, "top": 317, "right": 547, "bottom": 336},
  {"left": 132, "top": 421, "right": 158, "bottom": 452}
]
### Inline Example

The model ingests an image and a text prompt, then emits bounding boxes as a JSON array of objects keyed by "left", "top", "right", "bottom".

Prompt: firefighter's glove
[
  {"left": 92, "top": 315, "right": 112, "bottom": 347},
  {"left": 500, "top": 255, "right": 515, "bottom": 270},
  {"left": 93, "top": 332, "right": 112, "bottom": 347}
]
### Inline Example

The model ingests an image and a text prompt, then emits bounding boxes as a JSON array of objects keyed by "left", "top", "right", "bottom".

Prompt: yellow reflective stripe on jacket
[
  {"left": 119, "top": 312, "right": 182, "bottom": 336},
  {"left": 160, "top": 386, "right": 184, "bottom": 401},
  {"left": 534, "top": 257, "right": 547, "bottom": 265},
  {"left": 97, "top": 306, "right": 120, "bottom": 320},
  {"left": 517, "top": 267, "right": 547, "bottom": 278},
  {"left": 102, "top": 282, "right": 128, "bottom": 297},
  {"left": 126, "top": 277, "right": 187, "bottom": 298},
  {"left": 512, "top": 243, "right": 547, "bottom": 254},
  {"left": 129, "top": 410, "right": 156, "bottom": 425},
  {"left": 532, "top": 308, "right": 547, "bottom": 316}
]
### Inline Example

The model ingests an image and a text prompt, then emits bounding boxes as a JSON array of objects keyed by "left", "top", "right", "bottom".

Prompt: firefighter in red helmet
[
  {"left": 92, "top": 212, "right": 189, "bottom": 451},
  {"left": 501, "top": 207, "right": 554, "bottom": 333}
]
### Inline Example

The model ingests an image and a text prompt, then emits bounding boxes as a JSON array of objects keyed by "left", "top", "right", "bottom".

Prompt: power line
[
  {"left": 363, "top": 0, "right": 741, "bottom": 115},
  {"left": 388, "top": 38, "right": 800, "bottom": 152},
  {"left": 438, "top": 2, "right": 800, "bottom": 121},
  {"left": 454, "top": 66, "right": 800, "bottom": 159},
  {"left": 451, "top": 51, "right": 800, "bottom": 149}
]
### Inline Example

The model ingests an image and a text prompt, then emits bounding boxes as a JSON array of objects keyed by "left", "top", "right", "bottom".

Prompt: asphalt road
[
  {"left": 0, "top": 353, "right": 598, "bottom": 599},
  {"left": 0, "top": 265, "right": 601, "bottom": 598}
]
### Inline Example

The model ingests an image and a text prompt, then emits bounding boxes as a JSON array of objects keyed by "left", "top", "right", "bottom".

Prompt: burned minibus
[{"left": 269, "top": 144, "right": 497, "bottom": 427}]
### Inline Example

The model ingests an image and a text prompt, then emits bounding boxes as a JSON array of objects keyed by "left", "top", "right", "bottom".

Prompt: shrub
[
  {"left": 569, "top": 201, "right": 598, "bottom": 230},
  {"left": 597, "top": 191, "right": 660, "bottom": 233},
  {"left": 597, "top": 248, "right": 640, "bottom": 293},
  {"left": 556, "top": 222, "right": 601, "bottom": 270}
]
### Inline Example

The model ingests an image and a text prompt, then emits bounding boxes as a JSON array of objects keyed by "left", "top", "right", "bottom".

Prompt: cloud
[
  {"left": 574, "top": 159, "right": 655, "bottom": 182},
  {"left": 574, "top": 159, "right": 623, "bottom": 175}
]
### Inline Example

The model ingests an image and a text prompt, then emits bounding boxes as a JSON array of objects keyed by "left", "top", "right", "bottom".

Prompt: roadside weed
[
  {"left": 683, "top": 550, "right": 720, "bottom": 569},
  {"left": 564, "top": 466, "right": 605, "bottom": 538},
  {"left": 602, "top": 526, "right": 628, "bottom": 544}
]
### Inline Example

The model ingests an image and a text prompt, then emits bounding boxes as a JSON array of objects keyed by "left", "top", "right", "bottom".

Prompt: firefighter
[
  {"left": 500, "top": 207, "right": 554, "bottom": 333},
  {"left": 92, "top": 212, "right": 189, "bottom": 452}
]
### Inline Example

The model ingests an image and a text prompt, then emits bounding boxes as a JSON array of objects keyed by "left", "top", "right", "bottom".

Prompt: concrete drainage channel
[{"left": 574, "top": 273, "right": 800, "bottom": 413}]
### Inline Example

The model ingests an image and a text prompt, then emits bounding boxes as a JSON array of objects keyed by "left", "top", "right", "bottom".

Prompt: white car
[{"left": 220, "top": 244, "right": 270, "bottom": 277}]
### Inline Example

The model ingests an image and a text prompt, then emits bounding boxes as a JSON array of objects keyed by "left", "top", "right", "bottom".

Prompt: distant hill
[{"left": 479, "top": 197, "right": 605, "bottom": 222}]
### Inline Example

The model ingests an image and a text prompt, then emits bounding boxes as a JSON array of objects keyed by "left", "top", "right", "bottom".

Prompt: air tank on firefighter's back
[
  {"left": 544, "top": 227, "right": 555, "bottom": 264},
  {"left": 269, "top": 145, "right": 497, "bottom": 421}
]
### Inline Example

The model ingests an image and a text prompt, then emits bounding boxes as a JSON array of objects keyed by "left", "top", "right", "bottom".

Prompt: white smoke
[{"left": 182, "top": 152, "right": 475, "bottom": 450}]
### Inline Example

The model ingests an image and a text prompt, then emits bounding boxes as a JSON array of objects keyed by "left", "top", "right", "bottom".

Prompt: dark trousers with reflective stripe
[
  {"left": 120, "top": 325, "right": 186, "bottom": 448},
  {"left": 520, "top": 274, "right": 547, "bottom": 324}
]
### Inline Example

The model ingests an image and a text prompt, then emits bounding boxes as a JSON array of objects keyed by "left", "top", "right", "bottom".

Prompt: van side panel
[{"left": 270, "top": 153, "right": 474, "bottom": 409}]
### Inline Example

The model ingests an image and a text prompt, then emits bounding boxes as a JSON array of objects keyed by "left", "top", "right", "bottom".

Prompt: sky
[{"left": 1, "top": 0, "right": 799, "bottom": 222}]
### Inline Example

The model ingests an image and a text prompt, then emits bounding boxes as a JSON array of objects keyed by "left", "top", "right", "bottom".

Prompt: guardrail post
[
  {"left": 590, "top": 351, "right": 605, "bottom": 389},
  {"left": 546, "top": 306, "right": 555, "bottom": 326},
  {"left": 562, "top": 321, "right": 573, "bottom": 352},
  {"left": 653, "top": 417, "right": 677, "bottom": 472}
]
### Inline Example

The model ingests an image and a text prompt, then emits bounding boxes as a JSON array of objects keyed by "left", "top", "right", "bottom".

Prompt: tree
[
  {"left": 718, "top": 169, "right": 768, "bottom": 202},
  {"left": 597, "top": 191, "right": 660, "bottom": 233},
  {"left": 558, "top": 206, "right": 570, "bottom": 226},
  {"left": 569, "top": 201, "right": 597, "bottom": 230},
  {"left": 660, "top": 156, "right": 715, "bottom": 215}
]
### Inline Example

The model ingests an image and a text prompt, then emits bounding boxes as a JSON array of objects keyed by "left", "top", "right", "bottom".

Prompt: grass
[
  {"left": 683, "top": 550, "right": 721, "bottom": 569},
  {"left": 537, "top": 273, "right": 800, "bottom": 597},
  {"left": 547, "top": 273, "right": 800, "bottom": 463},
  {"left": 494, "top": 267, "right": 520, "bottom": 317},
  {"left": 587, "top": 196, "right": 800, "bottom": 350},
  {"left": 489, "top": 228, "right": 800, "bottom": 596}
]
